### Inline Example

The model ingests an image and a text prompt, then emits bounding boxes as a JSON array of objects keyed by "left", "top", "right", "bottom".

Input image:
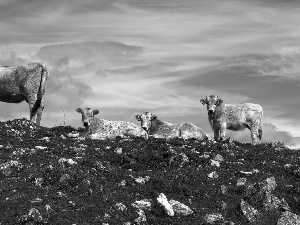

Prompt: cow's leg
[
  {"left": 35, "top": 99, "right": 44, "bottom": 126},
  {"left": 28, "top": 95, "right": 39, "bottom": 124},
  {"left": 219, "top": 123, "right": 227, "bottom": 141},
  {"left": 250, "top": 125, "right": 259, "bottom": 145},
  {"left": 213, "top": 129, "right": 220, "bottom": 141}
]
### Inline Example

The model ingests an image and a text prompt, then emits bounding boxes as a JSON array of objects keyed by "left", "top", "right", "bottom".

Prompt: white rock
[
  {"left": 132, "top": 199, "right": 152, "bottom": 211},
  {"left": 169, "top": 199, "right": 193, "bottom": 216},
  {"left": 35, "top": 146, "right": 47, "bottom": 150},
  {"left": 115, "top": 203, "right": 127, "bottom": 211},
  {"left": 203, "top": 213, "right": 224, "bottom": 224},
  {"left": 237, "top": 178, "right": 247, "bottom": 186},
  {"left": 134, "top": 209, "right": 147, "bottom": 224},
  {"left": 210, "top": 159, "right": 220, "bottom": 167},
  {"left": 156, "top": 193, "right": 174, "bottom": 216},
  {"left": 208, "top": 171, "right": 218, "bottom": 179},
  {"left": 240, "top": 199, "right": 259, "bottom": 222},
  {"left": 213, "top": 154, "right": 224, "bottom": 162},
  {"left": 277, "top": 211, "right": 300, "bottom": 225}
]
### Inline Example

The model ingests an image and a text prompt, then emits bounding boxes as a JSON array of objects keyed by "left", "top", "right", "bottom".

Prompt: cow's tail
[
  {"left": 37, "top": 62, "right": 49, "bottom": 101},
  {"left": 258, "top": 110, "right": 263, "bottom": 141},
  {"left": 32, "top": 62, "right": 49, "bottom": 114}
]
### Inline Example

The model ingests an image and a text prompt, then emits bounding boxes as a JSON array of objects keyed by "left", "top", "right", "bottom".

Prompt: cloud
[
  {"left": 0, "top": 50, "right": 26, "bottom": 66},
  {"left": 36, "top": 41, "right": 144, "bottom": 69},
  {"left": 96, "top": 62, "right": 182, "bottom": 77}
]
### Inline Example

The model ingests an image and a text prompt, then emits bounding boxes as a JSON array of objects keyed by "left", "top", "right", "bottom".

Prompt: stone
[
  {"left": 240, "top": 199, "right": 259, "bottom": 223},
  {"left": 203, "top": 213, "right": 224, "bottom": 224},
  {"left": 169, "top": 199, "right": 193, "bottom": 216},
  {"left": 132, "top": 199, "right": 152, "bottom": 211},
  {"left": 134, "top": 209, "right": 147, "bottom": 224},
  {"left": 156, "top": 193, "right": 174, "bottom": 216},
  {"left": 277, "top": 211, "right": 300, "bottom": 225}
]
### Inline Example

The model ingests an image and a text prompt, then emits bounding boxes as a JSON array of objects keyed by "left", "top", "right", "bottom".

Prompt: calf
[
  {"left": 0, "top": 62, "right": 49, "bottom": 125},
  {"left": 76, "top": 108, "right": 147, "bottom": 139},
  {"left": 135, "top": 112, "right": 207, "bottom": 140},
  {"left": 200, "top": 95, "right": 263, "bottom": 144}
]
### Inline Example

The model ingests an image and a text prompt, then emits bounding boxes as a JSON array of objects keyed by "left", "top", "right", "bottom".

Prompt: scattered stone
[
  {"left": 58, "top": 158, "right": 77, "bottom": 166},
  {"left": 40, "top": 137, "right": 50, "bottom": 142},
  {"left": 203, "top": 213, "right": 224, "bottom": 224},
  {"left": 208, "top": 171, "right": 219, "bottom": 179},
  {"left": 213, "top": 154, "right": 224, "bottom": 162},
  {"left": 169, "top": 199, "right": 193, "bottom": 216},
  {"left": 179, "top": 153, "right": 189, "bottom": 167},
  {"left": 260, "top": 176, "right": 277, "bottom": 193},
  {"left": 115, "top": 202, "right": 127, "bottom": 211},
  {"left": 156, "top": 193, "right": 174, "bottom": 216},
  {"left": 130, "top": 175, "right": 150, "bottom": 184},
  {"left": 60, "top": 135, "right": 67, "bottom": 140},
  {"left": 67, "top": 133, "right": 80, "bottom": 138},
  {"left": 240, "top": 199, "right": 259, "bottom": 223},
  {"left": 35, "top": 146, "right": 47, "bottom": 150},
  {"left": 19, "top": 208, "right": 43, "bottom": 223},
  {"left": 115, "top": 147, "right": 123, "bottom": 154},
  {"left": 236, "top": 178, "right": 247, "bottom": 186},
  {"left": 277, "top": 211, "right": 300, "bottom": 225},
  {"left": 211, "top": 159, "right": 220, "bottom": 167},
  {"left": 134, "top": 209, "right": 147, "bottom": 224},
  {"left": 221, "top": 185, "right": 228, "bottom": 194},
  {"left": 132, "top": 199, "right": 152, "bottom": 211},
  {"left": 263, "top": 192, "right": 290, "bottom": 212}
]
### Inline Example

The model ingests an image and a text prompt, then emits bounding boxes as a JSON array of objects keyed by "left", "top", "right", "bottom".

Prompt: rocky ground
[{"left": 0, "top": 118, "right": 300, "bottom": 224}]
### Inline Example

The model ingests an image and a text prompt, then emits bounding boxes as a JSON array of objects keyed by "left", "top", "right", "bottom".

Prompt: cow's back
[
  {"left": 0, "top": 67, "right": 22, "bottom": 97},
  {"left": 150, "top": 120, "right": 180, "bottom": 137},
  {"left": 179, "top": 122, "right": 207, "bottom": 140},
  {"left": 242, "top": 103, "right": 263, "bottom": 124},
  {"left": 224, "top": 103, "right": 262, "bottom": 130},
  {"left": 91, "top": 118, "right": 145, "bottom": 137}
]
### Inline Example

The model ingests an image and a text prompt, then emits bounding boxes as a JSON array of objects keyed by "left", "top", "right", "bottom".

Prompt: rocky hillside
[{"left": 0, "top": 118, "right": 300, "bottom": 224}]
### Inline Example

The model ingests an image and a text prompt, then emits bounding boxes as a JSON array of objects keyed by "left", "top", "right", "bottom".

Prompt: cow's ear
[
  {"left": 151, "top": 115, "right": 157, "bottom": 121},
  {"left": 93, "top": 110, "right": 99, "bottom": 115},
  {"left": 135, "top": 115, "right": 141, "bottom": 121},
  {"left": 216, "top": 99, "right": 223, "bottom": 106},
  {"left": 200, "top": 99, "right": 207, "bottom": 105},
  {"left": 76, "top": 108, "right": 83, "bottom": 113}
]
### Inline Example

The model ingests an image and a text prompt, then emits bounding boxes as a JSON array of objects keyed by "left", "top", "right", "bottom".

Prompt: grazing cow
[
  {"left": 76, "top": 108, "right": 147, "bottom": 139},
  {"left": 0, "top": 62, "right": 49, "bottom": 125},
  {"left": 135, "top": 112, "right": 207, "bottom": 140},
  {"left": 200, "top": 95, "right": 263, "bottom": 144}
]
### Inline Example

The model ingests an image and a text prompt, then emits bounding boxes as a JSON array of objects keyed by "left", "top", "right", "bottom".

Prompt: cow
[
  {"left": 0, "top": 62, "right": 49, "bottom": 125},
  {"left": 135, "top": 111, "right": 207, "bottom": 140},
  {"left": 75, "top": 108, "right": 147, "bottom": 139},
  {"left": 200, "top": 95, "right": 263, "bottom": 144}
]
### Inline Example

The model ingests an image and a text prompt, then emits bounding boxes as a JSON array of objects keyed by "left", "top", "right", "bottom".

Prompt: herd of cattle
[{"left": 0, "top": 62, "right": 263, "bottom": 144}]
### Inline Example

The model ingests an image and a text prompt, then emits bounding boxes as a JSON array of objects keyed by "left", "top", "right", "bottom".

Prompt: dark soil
[{"left": 0, "top": 118, "right": 299, "bottom": 224}]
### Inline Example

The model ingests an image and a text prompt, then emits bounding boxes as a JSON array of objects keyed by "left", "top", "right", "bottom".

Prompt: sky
[{"left": 0, "top": 0, "right": 300, "bottom": 148}]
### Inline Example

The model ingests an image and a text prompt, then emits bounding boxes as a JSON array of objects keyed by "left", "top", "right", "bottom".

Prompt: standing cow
[
  {"left": 135, "top": 111, "right": 207, "bottom": 140},
  {"left": 0, "top": 62, "right": 49, "bottom": 125},
  {"left": 200, "top": 95, "right": 263, "bottom": 144}
]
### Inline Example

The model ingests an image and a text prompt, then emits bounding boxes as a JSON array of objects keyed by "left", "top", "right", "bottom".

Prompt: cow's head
[
  {"left": 135, "top": 112, "right": 157, "bottom": 132},
  {"left": 76, "top": 108, "right": 99, "bottom": 128},
  {"left": 200, "top": 95, "right": 223, "bottom": 114}
]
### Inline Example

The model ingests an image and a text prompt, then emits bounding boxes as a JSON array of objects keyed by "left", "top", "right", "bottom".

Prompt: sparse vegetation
[{"left": 0, "top": 118, "right": 300, "bottom": 224}]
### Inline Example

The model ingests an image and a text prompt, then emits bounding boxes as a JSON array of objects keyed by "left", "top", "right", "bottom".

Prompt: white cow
[
  {"left": 76, "top": 108, "right": 147, "bottom": 139},
  {"left": 200, "top": 95, "right": 263, "bottom": 144},
  {"left": 135, "top": 111, "right": 207, "bottom": 140},
  {"left": 0, "top": 62, "right": 49, "bottom": 125}
]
